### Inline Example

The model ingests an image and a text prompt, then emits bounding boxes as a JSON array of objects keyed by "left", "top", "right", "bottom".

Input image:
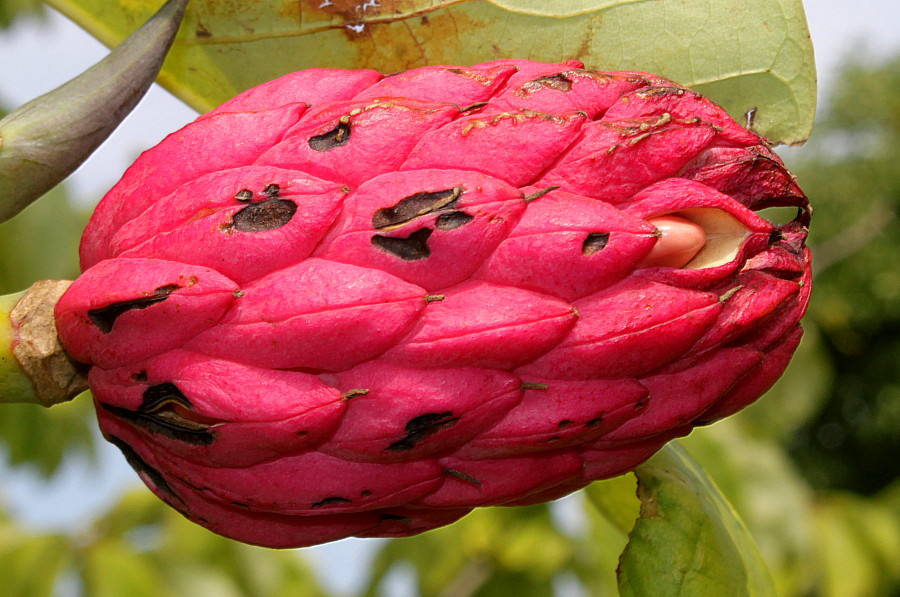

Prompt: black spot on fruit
[
  {"left": 100, "top": 383, "right": 217, "bottom": 446},
  {"left": 87, "top": 284, "right": 179, "bottom": 333},
  {"left": 388, "top": 412, "right": 459, "bottom": 451},
  {"left": 443, "top": 468, "right": 482, "bottom": 486},
  {"left": 372, "top": 187, "right": 462, "bottom": 230},
  {"left": 371, "top": 228, "right": 433, "bottom": 261},
  {"left": 233, "top": 189, "right": 253, "bottom": 202},
  {"left": 141, "top": 383, "right": 190, "bottom": 411},
  {"left": 309, "top": 121, "right": 351, "bottom": 151},
  {"left": 232, "top": 199, "right": 297, "bottom": 232},
  {"left": 582, "top": 232, "right": 610, "bottom": 256},
  {"left": 519, "top": 73, "right": 574, "bottom": 94},
  {"left": 311, "top": 496, "right": 352, "bottom": 509},
  {"left": 435, "top": 211, "right": 474, "bottom": 230}
]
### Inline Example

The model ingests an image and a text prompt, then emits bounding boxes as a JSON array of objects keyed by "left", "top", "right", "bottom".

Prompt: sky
[{"left": 0, "top": 1, "right": 899, "bottom": 594}]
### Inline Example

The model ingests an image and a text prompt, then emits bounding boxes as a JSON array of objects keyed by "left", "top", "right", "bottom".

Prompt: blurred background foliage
[{"left": 1, "top": 1, "right": 899, "bottom": 596}]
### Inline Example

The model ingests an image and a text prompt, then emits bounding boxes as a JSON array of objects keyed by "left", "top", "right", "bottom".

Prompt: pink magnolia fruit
[{"left": 54, "top": 60, "right": 811, "bottom": 548}]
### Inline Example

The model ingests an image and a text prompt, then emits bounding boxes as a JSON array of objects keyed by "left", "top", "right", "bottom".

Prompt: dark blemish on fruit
[
  {"left": 388, "top": 411, "right": 459, "bottom": 451},
  {"left": 341, "top": 389, "right": 370, "bottom": 400},
  {"left": 443, "top": 468, "right": 482, "bottom": 486},
  {"left": 233, "top": 189, "right": 253, "bottom": 202},
  {"left": 582, "top": 232, "right": 610, "bottom": 255},
  {"left": 435, "top": 211, "right": 474, "bottom": 231},
  {"left": 100, "top": 383, "right": 217, "bottom": 446},
  {"left": 517, "top": 73, "right": 574, "bottom": 96},
  {"left": 372, "top": 187, "right": 462, "bottom": 230},
  {"left": 88, "top": 284, "right": 179, "bottom": 333},
  {"left": 371, "top": 228, "right": 433, "bottom": 261},
  {"left": 309, "top": 121, "right": 351, "bottom": 151},
  {"left": 232, "top": 199, "right": 297, "bottom": 232},
  {"left": 769, "top": 229, "right": 785, "bottom": 245},
  {"left": 141, "top": 382, "right": 190, "bottom": 411},
  {"left": 636, "top": 86, "right": 685, "bottom": 98},
  {"left": 521, "top": 382, "right": 548, "bottom": 391},
  {"left": 311, "top": 496, "right": 352, "bottom": 509}
]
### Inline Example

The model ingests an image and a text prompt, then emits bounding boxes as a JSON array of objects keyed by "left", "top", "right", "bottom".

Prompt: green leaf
[
  {"left": 680, "top": 421, "right": 817, "bottom": 597},
  {"left": 83, "top": 538, "right": 169, "bottom": 597},
  {"left": 811, "top": 493, "right": 900, "bottom": 597},
  {"left": 0, "top": 0, "right": 44, "bottom": 29},
  {"left": 44, "top": 0, "right": 815, "bottom": 144},
  {"left": 90, "top": 489, "right": 327, "bottom": 597},
  {"left": 362, "top": 504, "right": 571, "bottom": 597},
  {"left": 0, "top": 185, "right": 85, "bottom": 294},
  {"left": 618, "top": 443, "right": 776, "bottom": 597},
  {"left": 0, "top": 397, "right": 95, "bottom": 475},
  {"left": 584, "top": 472, "right": 640, "bottom": 536},
  {"left": 0, "top": 532, "right": 71, "bottom": 597}
]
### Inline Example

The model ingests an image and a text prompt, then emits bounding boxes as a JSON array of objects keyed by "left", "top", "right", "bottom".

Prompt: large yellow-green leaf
[
  {"left": 44, "top": 0, "right": 815, "bottom": 144},
  {"left": 619, "top": 443, "right": 777, "bottom": 597}
]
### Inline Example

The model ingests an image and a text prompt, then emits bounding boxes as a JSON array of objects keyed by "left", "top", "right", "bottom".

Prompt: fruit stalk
[{"left": 0, "top": 281, "right": 86, "bottom": 407}]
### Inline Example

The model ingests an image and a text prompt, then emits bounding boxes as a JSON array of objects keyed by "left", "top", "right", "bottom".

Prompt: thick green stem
[
  {"left": 0, "top": 281, "right": 87, "bottom": 407},
  {"left": 0, "top": 290, "right": 37, "bottom": 404}
]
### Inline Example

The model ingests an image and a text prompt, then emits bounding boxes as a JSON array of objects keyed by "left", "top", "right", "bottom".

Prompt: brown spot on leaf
[{"left": 88, "top": 284, "right": 179, "bottom": 333}]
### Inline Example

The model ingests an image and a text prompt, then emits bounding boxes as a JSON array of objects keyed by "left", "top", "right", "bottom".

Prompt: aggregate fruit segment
[{"left": 55, "top": 59, "right": 811, "bottom": 548}]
